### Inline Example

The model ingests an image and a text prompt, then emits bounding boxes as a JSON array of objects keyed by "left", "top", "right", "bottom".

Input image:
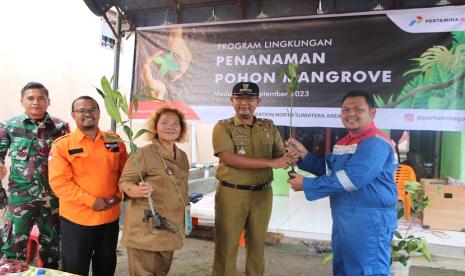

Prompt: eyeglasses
[
  {"left": 341, "top": 107, "right": 369, "bottom": 114},
  {"left": 73, "top": 108, "right": 99, "bottom": 116},
  {"left": 232, "top": 96, "right": 258, "bottom": 103}
]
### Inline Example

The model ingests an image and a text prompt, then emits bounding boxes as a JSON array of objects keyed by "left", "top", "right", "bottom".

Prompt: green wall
[{"left": 440, "top": 132, "right": 465, "bottom": 181}]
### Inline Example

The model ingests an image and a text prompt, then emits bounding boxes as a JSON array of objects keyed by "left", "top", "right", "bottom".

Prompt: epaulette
[
  {"left": 217, "top": 117, "right": 234, "bottom": 125},
  {"left": 258, "top": 118, "right": 273, "bottom": 123},
  {"left": 102, "top": 132, "right": 123, "bottom": 142},
  {"left": 103, "top": 131, "right": 120, "bottom": 137},
  {"left": 53, "top": 133, "right": 71, "bottom": 143},
  {"left": 51, "top": 116, "right": 67, "bottom": 125}
]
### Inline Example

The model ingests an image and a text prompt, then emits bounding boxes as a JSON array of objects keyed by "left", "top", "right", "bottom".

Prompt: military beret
[{"left": 232, "top": 82, "right": 259, "bottom": 96}]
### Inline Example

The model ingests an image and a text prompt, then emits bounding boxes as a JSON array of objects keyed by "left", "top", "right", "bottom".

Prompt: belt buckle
[{"left": 250, "top": 184, "right": 258, "bottom": 191}]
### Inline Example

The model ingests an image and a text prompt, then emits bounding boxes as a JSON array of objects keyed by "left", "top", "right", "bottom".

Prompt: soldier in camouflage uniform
[{"left": 0, "top": 82, "right": 68, "bottom": 269}]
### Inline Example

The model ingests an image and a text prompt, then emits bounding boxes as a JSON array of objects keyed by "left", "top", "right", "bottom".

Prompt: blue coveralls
[{"left": 299, "top": 126, "right": 398, "bottom": 276}]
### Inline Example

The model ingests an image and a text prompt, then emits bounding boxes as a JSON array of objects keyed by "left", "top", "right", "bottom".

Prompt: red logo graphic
[{"left": 404, "top": 114, "right": 414, "bottom": 122}]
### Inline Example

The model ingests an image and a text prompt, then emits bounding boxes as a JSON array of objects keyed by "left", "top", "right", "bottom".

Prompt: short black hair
[
  {"left": 341, "top": 90, "right": 376, "bottom": 109},
  {"left": 71, "top": 96, "right": 100, "bottom": 112},
  {"left": 21, "top": 82, "right": 49, "bottom": 98}
]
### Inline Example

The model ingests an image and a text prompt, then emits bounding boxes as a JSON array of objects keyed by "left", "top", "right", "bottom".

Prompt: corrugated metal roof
[{"left": 83, "top": 0, "right": 465, "bottom": 28}]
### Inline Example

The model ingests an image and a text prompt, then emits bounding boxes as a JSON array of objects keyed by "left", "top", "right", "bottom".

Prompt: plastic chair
[
  {"left": 394, "top": 164, "right": 416, "bottom": 221},
  {"left": 26, "top": 224, "right": 43, "bottom": 267}
]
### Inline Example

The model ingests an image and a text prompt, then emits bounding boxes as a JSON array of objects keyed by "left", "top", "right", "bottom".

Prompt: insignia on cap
[{"left": 240, "top": 83, "right": 251, "bottom": 93}]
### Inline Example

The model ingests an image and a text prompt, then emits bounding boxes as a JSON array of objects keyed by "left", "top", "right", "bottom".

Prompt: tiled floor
[
  {"left": 191, "top": 190, "right": 465, "bottom": 259},
  {"left": 268, "top": 191, "right": 332, "bottom": 241}
]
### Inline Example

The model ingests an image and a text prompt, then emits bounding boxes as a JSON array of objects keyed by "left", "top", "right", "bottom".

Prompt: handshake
[
  {"left": 284, "top": 138, "right": 309, "bottom": 191},
  {"left": 271, "top": 138, "right": 309, "bottom": 170}
]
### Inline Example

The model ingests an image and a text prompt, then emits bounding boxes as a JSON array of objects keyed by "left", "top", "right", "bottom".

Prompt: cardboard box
[{"left": 421, "top": 178, "right": 465, "bottom": 231}]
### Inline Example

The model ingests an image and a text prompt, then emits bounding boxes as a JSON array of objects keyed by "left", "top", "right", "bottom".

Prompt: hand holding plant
[
  {"left": 280, "top": 63, "right": 299, "bottom": 177},
  {"left": 96, "top": 76, "right": 160, "bottom": 215}
]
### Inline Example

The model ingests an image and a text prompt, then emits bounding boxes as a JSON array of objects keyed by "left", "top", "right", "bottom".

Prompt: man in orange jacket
[{"left": 49, "top": 96, "right": 128, "bottom": 276}]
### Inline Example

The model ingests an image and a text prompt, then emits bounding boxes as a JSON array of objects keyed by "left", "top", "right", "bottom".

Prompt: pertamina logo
[
  {"left": 409, "top": 15, "right": 465, "bottom": 26},
  {"left": 408, "top": 16, "right": 424, "bottom": 26}
]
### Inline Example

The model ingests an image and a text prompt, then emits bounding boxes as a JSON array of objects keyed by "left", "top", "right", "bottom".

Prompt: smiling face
[
  {"left": 20, "top": 88, "right": 50, "bottom": 120},
  {"left": 71, "top": 99, "right": 100, "bottom": 131},
  {"left": 231, "top": 95, "right": 261, "bottom": 122},
  {"left": 155, "top": 112, "right": 182, "bottom": 144},
  {"left": 340, "top": 96, "right": 376, "bottom": 135}
]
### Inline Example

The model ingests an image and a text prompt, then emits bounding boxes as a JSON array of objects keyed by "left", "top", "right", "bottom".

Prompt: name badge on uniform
[
  {"left": 104, "top": 142, "right": 120, "bottom": 152},
  {"left": 68, "top": 148, "right": 84, "bottom": 155},
  {"left": 233, "top": 130, "right": 247, "bottom": 138}
]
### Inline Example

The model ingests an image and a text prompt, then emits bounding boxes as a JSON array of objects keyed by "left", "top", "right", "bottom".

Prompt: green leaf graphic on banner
[
  {"left": 382, "top": 31, "right": 465, "bottom": 110},
  {"left": 452, "top": 31, "right": 465, "bottom": 49},
  {"left": 373, "top": 94, "right": 385, "bottom": 108},
  {"left": 152, "top": 51, "right": 180, "bottom": 76}
]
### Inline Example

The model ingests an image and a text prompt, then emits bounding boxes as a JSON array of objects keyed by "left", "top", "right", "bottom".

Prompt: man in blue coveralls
[{"left": 287, "top": 90, "right": 398, "bottom": 276}]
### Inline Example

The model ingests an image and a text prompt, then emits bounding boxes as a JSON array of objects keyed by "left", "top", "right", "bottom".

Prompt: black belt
[{"left": 221, "top": 181, "right": 271, "bottom": 191}]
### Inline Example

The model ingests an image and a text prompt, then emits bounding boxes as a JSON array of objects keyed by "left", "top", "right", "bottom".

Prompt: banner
[{"left": 132, "top": 5, "right": 465, "bottom": 131}]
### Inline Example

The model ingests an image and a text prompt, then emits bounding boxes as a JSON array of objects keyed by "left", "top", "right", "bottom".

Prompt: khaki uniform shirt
[
  {"left": 119, "top": 140, "right": 189, "bottom": 252},
  {"left": 212, "top": 115, "right": 284, "bottom": 185}
]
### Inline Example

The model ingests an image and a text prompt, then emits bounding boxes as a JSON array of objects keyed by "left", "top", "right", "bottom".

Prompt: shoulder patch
[{"left": 218, "top": 117, "right": 234, "bottom": 126}]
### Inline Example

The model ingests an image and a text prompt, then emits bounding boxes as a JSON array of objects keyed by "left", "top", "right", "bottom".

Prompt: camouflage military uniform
[{"left": 0, "top": 113, "right": 68, "bottom": 266}]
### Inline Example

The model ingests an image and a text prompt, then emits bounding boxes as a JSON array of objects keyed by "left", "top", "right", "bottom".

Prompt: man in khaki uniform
[{"left": 212, "top": 82, "right": 292, "bottom": 276}]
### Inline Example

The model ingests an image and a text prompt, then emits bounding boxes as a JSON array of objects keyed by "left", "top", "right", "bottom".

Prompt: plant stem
[
  {"left": 130, "top": 138, "right": 157, "bottom": 216},
  {"left": 289, "top": 92, "right": 296, "bottom": 173},
  {"left": 289, "top": 93, "right": 294, "bottom": 139}
]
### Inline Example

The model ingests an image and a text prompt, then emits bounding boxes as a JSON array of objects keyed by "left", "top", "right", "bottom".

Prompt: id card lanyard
[
  {"left": 154, "top": 143, "right": 188, "bottom": 206},
  {"left": 154, "top": 143, "right": 192, "bottom": 235}
]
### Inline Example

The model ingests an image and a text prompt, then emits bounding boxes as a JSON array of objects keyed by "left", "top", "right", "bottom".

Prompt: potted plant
[{"left": 391, "top": 180, "right": 432, "bottom": 275}]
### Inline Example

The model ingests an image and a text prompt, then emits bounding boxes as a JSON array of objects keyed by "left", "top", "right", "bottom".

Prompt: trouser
[
  {"left": 60, "top": 217, "right": 119, "bottom": 276},
  {"left": 1, "top": 197, "right": 60, "bottom": 268},
  {"left": 331, "top": 206, "right": 397, "bottom": 276},
  {"left": 127, "top": 247, "right": 174, "bottom": 276},
  {"left": 212, "top": 184, "right": 272, "bottom": 276}
]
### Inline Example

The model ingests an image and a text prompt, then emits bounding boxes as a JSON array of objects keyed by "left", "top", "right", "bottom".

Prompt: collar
[
  {"left": 233, "top": 115, "right": 259, "bottom": 127},
  {"left": 347, "top": 122, "right": 376, "bottom": 139},
  {"left": 153, "top": 139, "right": 178, "bottom": 161},
  {"left": 21, "top": 113, "right": 52, "bottom": 125},
  {"left": 74, "top": 128, "right": 103, "bottom": 142},
  {"left": 337, "top": 122, "right": 388, "bottom": 146}
]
